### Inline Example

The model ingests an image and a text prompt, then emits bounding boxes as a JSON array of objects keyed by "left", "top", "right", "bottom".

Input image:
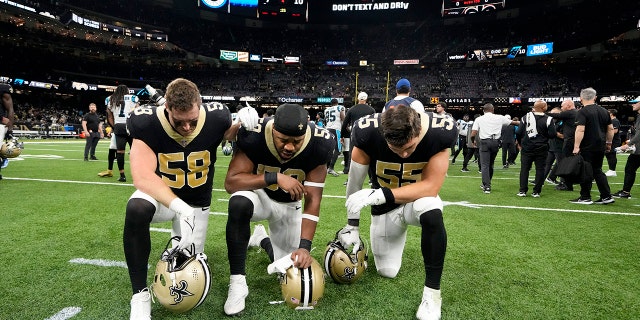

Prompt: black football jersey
[
  {"left": 352, "top": 112, "right": 457, "bottom": 215},
  {"left": 0, "top": 83, "right": 12, "bottom": 118},
  {"left": 236, "top": 118, "right": 335, "bottom": 203},
  {"left": 127, "top": 102, "right": 232, "bottom": 207}
]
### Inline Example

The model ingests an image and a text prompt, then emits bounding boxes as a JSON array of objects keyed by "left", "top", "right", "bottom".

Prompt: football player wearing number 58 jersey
[
  {"left": 223, "top": 103, "right": 335, "bottom": 315},
  {"left": 123, "top": 78, "right": 259, "bottom": 320},
  {"left": 337, "top": 105, "right": 457, "bottom": 320}
]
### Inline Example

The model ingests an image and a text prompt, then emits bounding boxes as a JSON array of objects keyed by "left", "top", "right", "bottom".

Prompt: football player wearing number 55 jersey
[
  {"left": 123, "top": 78, "right": 259, "bottom": 320},
  {"left": 223, "top": 103, "right": 335, "bottom": 315},
  {"left": 338, "top": 105, "right": 457, "bottom": 320}
]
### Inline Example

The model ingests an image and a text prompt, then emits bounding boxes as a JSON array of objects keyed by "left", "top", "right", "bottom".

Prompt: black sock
[{"left": 107, "top": 149, "right": 116, "bottom": 170}]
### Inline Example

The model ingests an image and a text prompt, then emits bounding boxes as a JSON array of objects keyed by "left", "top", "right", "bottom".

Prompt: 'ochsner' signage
[{"left": 279, "top": 97, "right": 304, "bottom": 103}]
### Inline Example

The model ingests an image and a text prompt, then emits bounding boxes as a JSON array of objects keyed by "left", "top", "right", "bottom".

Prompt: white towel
[{"left": 525, "top": 112, "right": 538, "bottom": 138}]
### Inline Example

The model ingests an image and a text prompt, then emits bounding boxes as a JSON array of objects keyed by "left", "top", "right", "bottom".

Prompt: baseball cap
[
  {"left": 396, "top": 78, "right": 411, "bottom": 90},
  {"left": 274, "top": 104, "right": 308, "bottom": 137},
  {"left": 357, "top": 92, "right": 368, "bottom": 100},
  {"left": 630, "top": 96, "right": 640, "bottom": 103}
]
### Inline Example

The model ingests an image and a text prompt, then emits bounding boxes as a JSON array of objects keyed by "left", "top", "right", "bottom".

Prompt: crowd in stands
[{"left": 0, "top": 0, "right": 638, "bottom": 128}]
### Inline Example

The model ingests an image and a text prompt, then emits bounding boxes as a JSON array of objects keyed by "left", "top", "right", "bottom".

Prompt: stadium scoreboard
[
  {"left": 258, "top": 0, "right": 307, "bottom": 20},
  {"left": 442, "top": 0, "right": 506, "bottom": 16}
]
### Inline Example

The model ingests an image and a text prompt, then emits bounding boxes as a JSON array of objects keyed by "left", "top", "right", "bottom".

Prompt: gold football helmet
[
  {"left": 152, "top": 237, "right": 211, "bottom": 313},
  {"left": 0, "top": 138, "right": 22, "bottom": 158},
  {"left": 279, "top": 257, "right": 325, "bottom": 310},
  {"left": 323, "top": 232, "right": 368, "bottom": 284}
]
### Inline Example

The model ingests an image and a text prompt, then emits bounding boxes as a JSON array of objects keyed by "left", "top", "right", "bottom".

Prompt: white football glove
[
  {"left": 169, "top": 198, "right": 196, "bottom": 250},
  {"left": 267, "top": 255, "right": 294, "bottom": 275},
  {"left": 337, "top": 225, "right": 361, "bottom": 255},
  {"left": 237, "top": 106, "right": 259, "bottom": 130},
  {"left": 345, "top": 188, "right": 386, "bottom": 217}
]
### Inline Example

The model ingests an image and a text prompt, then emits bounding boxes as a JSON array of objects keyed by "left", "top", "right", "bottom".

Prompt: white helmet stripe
[{"left": 301, "top": 267, "right": 311, "bottom": 307}]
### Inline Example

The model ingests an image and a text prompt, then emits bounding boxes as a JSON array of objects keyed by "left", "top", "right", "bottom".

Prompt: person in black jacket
[
  {"left": 516, "top": 100, "right": 556, "bottom": 197},
  {"left": 547, "top": 99, "right": 579, "bottom": 191},
  {"left": 341, "top": 92, "right": 375, "bottom": 176}
]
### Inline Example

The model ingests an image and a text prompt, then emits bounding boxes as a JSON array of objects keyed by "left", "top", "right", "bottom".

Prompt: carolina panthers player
[
  {"left": 223, "top": 103, "right": 335, "bottom": 316},
  {"left": 338, "top": 105, "right": 457, "bottom": 320},
  {"left": 324, "top": 98, "right": 345, "bottom": 176},
  {"left": 0, "top": 82, "right": 14, "bottom": 179},
  {"left": 100, "top": 84, "right": 139, "bottom": 182},
  {"left": 123, "top": 78, "right": 258, "bottom": 320}
]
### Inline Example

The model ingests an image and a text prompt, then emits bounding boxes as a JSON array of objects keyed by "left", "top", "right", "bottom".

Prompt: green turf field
[{"left": 2, "top": 140, "right": 639, "bottom": 319}]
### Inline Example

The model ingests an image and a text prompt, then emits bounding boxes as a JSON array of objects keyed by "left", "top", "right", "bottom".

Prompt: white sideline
[
  {"left": 44, "top": 307, "right": 82, "bottom": 320},
  {"left": 5, "top": 177, "right": 638, "bottom": 216}
]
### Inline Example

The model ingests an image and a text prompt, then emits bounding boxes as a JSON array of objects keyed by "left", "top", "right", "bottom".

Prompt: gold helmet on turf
[
  {"left": 279, "top": 257, "right": 325, "bottom": 310},
  {"left": 152, "top": 237, "right": 211, "bottom": 313},
  {"left": 0, "top": 138, "right": 22, "bottom": 158},
  {"left": 323, "top": 232, "right": 368, "bottom": 284}
]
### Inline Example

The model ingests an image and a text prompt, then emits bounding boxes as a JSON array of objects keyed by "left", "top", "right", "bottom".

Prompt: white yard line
[
  {"left": 44, "top": 307, "right": 82, "bottom": 320},
  {"left": 6, "top": 177, "right": 637, "bottom": 216}
]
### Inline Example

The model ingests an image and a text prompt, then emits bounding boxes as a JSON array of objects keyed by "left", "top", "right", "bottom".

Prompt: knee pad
[
  {"left": 125, "top": 198, "right": 155, "bottom": 226},
  {"left": 228, "top": 195, "right": 254, "bottom": 224},
  {"left": 413, "top": 197, "right": 443, "bottom": 216},
  {"left": 419, "top": 208, "right": 444, "bottom": 229}
]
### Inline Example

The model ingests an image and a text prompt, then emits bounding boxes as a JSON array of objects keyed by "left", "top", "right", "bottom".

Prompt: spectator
[
  {"left": 341, "top": 91, "right": 375, "bottom": 177},
  {"left": 471, "top": 103, "right": 518, "bottom": 193},
  {"left": 604, "top": 109, "right": 621, "bottom": 177},
  {"left": 500, "top": 114, "right": 517, "bottom": 169},
  {"left": 515, "top": 100, "right": 556, "bottom": 197},
  {"left": 570, "top": 87, "right": 615, "bottom": 205},
  {"left": 81, "top": 103, "right": 103, "bottom": 161},
  {"left": 612, "top": 98, "right": 640, "bottom": 199},
  {"left": 383, "top": 78, "right": 425, "bottom": 113}
]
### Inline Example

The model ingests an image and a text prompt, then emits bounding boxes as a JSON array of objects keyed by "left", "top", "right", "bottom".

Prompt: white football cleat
[
  {"left": 605, "top": 170, "right": 617, "bottom": 177},
  {"left": 247, "top": 224, "right": 268, "bottom": 248},
  {"left": 129, "top": 288, "right": 151, "bottom": 320},
  {"left": 416, "top": 286, "right": 442, "bottom": 320},
  {"left": 224, "top": 275, "right": 249, "bottom": 316}
]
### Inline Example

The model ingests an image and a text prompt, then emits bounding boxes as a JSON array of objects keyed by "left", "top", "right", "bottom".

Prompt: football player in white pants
[
  {"left": 338, "top": 105, "right": 457, "bottom": 320},
  {"left": 122, "top": 78, "right": 258, "bottom": 320},
  {"left": 224, "top": 103, "right": 334, "bottom": 316}
]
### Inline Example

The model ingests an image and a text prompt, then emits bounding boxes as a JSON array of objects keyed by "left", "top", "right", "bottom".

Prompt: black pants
[
  {"left": 622, "top": 154, "right": 640, "bottom": 192},
  {"left": 327, "top": 128, "right": 340, "bottom": 170},
  {"left": 544, "top": 149, "right": 562, "bottom": 181},
  {"left": 519, "top": 146, "right": 548, "bottom": 194},
  {"left": 479, "top": 139, "right": 500, "bottom": 188},
  {"left": 501, "top": 141, "right": 516, "bottom": 166},
  {"left": 452, "top": 135, "right": 467, "bottom": 162},
  {"left": 84, "top": 132, "right": 100, "bottom": 158},
  {"left": 462, "top": 147, "right": 479, "bottom": 170},
  {"left": 579, "top": 150, "right": 611, "bottom": 199}
]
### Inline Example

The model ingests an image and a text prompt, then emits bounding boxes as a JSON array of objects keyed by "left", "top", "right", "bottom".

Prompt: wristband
[
  {"left": 605, "top": 142, "right": 612, "bottom": 145},
  {"left": 381, "top": 187, "right": 395, "bottom": 204},
  {"left": 302, "top": 213, "right": 319, "bottom": 222},
  {"left": 299, "top": 238, "right": 312, "bottom": 251},
  {"left": 264, "top": 171, "right": 278, "bottom": 186},
  {"left": 347, "top": 219, "right": 360, "bottom": 227}
]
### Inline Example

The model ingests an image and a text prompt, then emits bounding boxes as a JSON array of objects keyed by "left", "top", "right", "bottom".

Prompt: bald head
[
  {"left": 560, "top": 99, "right": 575, "bottom": 111},
  {"left": 533, "top": 100, "right": 547, "bottom": 112}
]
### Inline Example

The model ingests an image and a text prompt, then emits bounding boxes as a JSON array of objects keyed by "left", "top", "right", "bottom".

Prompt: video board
[{"left": 442, "top": 0, "right": 506, "bottom": 17}]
